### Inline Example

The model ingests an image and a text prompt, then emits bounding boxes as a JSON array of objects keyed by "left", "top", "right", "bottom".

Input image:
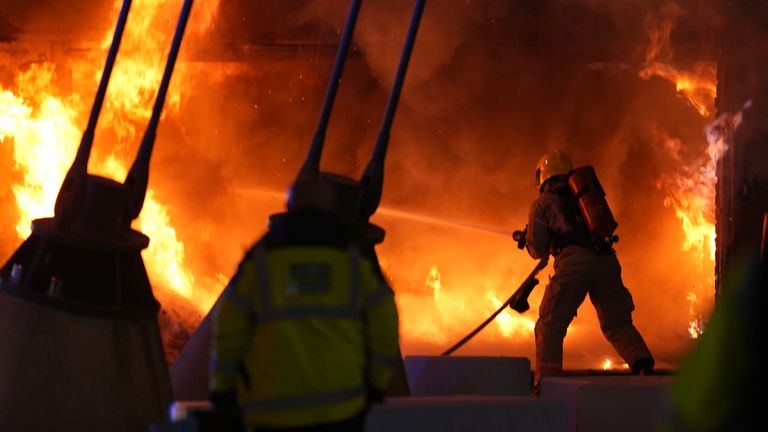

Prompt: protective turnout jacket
[
  {"left": 524, "top": 177, "right": 653, "bottom": 382},
  {"left": 210, "top": 210, "right": 399, "bottom": 429},
  {"left": 525, "top": 178, "right": 589, "bottom": 260}
]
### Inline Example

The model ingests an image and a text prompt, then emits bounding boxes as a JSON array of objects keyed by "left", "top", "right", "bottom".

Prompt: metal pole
[
  {"left": 54, "top": 0, "right": 133, "bottom": 222},
  {"left": 297, "top": 0, "right": 364, "bottom": 180},
  {"left": 123, "top": 0, "right": 195, "bottom": 223},
  {"left": 359, "top": 0, "right": 426, "bottom": 218}
]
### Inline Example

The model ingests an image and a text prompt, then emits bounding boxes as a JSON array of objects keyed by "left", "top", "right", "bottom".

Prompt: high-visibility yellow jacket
[
  {"left": 666, "top": 257, "right": 764, "bottom": 432},
  {"left": 210, "top": 212, "right": 399, "bottom": 429}
]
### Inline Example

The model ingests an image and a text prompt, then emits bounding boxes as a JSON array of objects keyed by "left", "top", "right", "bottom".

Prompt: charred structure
[{"left": 715, "top": 0, "right": 768, "bottom": 295}]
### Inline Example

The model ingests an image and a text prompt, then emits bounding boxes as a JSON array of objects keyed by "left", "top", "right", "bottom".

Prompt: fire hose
[{"left": 442, "top": 257, "right": 549, "bottom": 356}]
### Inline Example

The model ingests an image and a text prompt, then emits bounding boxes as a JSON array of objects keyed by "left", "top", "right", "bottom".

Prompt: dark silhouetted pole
[
  {"left": 123, "top": 0, "right": 195, "bottom": 224},
  {"left": 54, "top": 0, "right": 133, "bottom": 225},
  {"left": 297, "top": 0, "right": 364, "bottom": 180},
  {"left": 359, "top": 0, "right": 426, "bottom": 219}
]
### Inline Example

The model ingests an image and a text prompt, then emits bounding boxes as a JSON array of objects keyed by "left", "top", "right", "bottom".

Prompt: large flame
[
  {"left": 0, "top": 0, "right": 221, "bottom": 311},
  {"left": 639, "top": 5, "right": 716, "bottom": 119},
  {"left": 640, "top": 6, "right": 719, "bottom": 264},
  {"left": 639, "top": 63, "right": 717, "bottom": 118},
  {"left": 638, "top": 6, "right": 726, "bottom": 339},
  {"left": 1, "top": 65, "right": 81, "bottom": 238}
]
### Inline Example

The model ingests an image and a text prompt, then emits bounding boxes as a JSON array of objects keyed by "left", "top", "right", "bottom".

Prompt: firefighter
[
  {"left": 209, "top": 176, "right": 400, "bottom": 431},
  {"left": 524, "top": 149, "right": 654, "bottom": 392}
]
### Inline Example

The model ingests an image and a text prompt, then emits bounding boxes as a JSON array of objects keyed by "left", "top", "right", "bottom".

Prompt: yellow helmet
[{"left": 536, "top": 149, "right": 573, "bottom": 187}]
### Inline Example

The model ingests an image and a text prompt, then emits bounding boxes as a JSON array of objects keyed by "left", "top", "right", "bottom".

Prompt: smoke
[
  {"left": 0, "top": 1, "right": 114, "bottom": 40},
  {"left": 0, "top": 0, "right": 729, "bottom": 368},
  {"left": 173, "top": 0, "right": 719, "bottom": 367},
  {"left": 300, "top": 0, "right": 484, "bottom": 87},
  {"left": 147, "top": 0, "right": 721, "bottom": 366}
]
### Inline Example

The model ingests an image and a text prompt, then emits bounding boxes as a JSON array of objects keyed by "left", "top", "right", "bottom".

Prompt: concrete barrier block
[
  {"left": 366, "top": 396, "right": 568, "bottom": 432},
  {"left": 541, "top": 375, "right": 673, "bottom": 432},
  {"left": 404, "top": 356, "right": 532, "bottom": 396}
]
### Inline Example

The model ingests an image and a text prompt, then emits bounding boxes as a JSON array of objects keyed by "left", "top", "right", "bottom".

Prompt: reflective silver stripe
[
  {"left": 369, "top": 351, "right": 399, "bottom": 367},
  {"left": 269, "top": 307, "right": 359, "bottom": 320},
  {"left": 211, "top": 358, "right": 240, "bottom": 373},
  {"left": 347, "top": 245, "right": 360, "bottom": 309},
  {"left": 363, "top": 282, "right": 393, "bottom": 308},
  {"left": 241, "top": 386, "right": 366, "bottom": 414},
  {"left": 254, "top": 248, "right": 273, "bottom": 320},
  {"left": 223, "top": 287, "right": 253, "bottom": 315}
]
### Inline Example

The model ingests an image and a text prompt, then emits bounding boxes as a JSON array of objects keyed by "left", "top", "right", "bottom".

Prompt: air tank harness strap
[{"left": 550, "top": 231, "right": 592, "bottom": 256}]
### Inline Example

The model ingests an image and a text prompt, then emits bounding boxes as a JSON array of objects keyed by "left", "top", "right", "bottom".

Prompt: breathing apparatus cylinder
[{"left": 568, "top": 165, "right": 617, "bottom": 239}]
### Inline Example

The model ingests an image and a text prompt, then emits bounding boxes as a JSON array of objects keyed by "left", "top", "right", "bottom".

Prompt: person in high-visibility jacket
[
  {"left": 665, "top": 252, "right": 765, "bottom": 432},
  {"left": 209, "top": 176, "right": 400, "bottom": 431}
]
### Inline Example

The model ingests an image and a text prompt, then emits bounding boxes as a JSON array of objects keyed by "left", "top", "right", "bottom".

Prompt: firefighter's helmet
[
  {"left": 286, "top": 173, "right": 362, "bottom": 224},
  {"left": 536, "top": 149, "right": 573, "bottom": 187}
]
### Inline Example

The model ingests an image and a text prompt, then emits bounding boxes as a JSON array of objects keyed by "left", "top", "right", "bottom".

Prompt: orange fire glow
[
  {"left": 646, "top": 80, "right": 749, "bottom": 341},
  {"left": 426, "top": 265, "right": 443, "bottom": 302},
  {"left": 486, "top": 288, "right": 535, "bottom": 338},
  {"left": 601, "top": 359, "right": 630, "bottom": 371},
  {"left": 639, "top": 63, "right": 717, "bottom": 118},
  {"left": 0, "top": 0, "right": 221, "bottom": 312},
  {"left": 392, "top": 259, "right": 539, "bottom": 352},
  {"left": 1, "top": 64, "right": 81, "bottom": 238},
  {"left": 639, "top": 7, "right": 723, "bottom": 340},
  {"left": 0, "top": 1, "right": 738, "bottom": 371}
]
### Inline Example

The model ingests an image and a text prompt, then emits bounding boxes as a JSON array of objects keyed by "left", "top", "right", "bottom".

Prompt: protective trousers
[{"left": 534, "top": 248, "right": 652, "bottom": 384}]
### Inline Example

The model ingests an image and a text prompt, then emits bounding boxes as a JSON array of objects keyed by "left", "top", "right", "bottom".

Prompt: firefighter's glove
[
  {"left": 210, "top": 391, "right": 245, "bottom": 432},
  {"left": 367, "top": 386, "right": 386, "bottom": 405},
  {"left": 513, "top": 227, "right": 528, "bottom": 250}
]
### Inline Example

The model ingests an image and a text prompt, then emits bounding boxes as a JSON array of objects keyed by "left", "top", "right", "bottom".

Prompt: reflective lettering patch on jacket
[{"left": 285, "top": 264, "right": 331, "bottom": 295}]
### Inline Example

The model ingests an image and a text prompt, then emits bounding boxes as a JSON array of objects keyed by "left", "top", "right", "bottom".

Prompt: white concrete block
[
  {"left": 404, "top": 356, "right": 532, "bottom": 396},
  {"left": 541, "top": 375, "right": 673, "bottom": 432},
  {"left": 366, "top": 396, "right": 568, "bottom": 432}
]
